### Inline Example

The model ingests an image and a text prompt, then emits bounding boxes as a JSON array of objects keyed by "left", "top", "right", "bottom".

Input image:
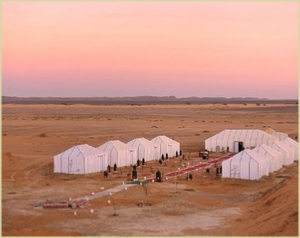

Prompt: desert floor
[{"left": 2, "top": 103, "right": 298, "bottom": 236}]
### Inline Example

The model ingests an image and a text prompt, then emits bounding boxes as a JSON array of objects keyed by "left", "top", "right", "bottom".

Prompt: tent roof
[
  {"left": 281, "top": 137, "right": 298, "bottom": 147},
  {"left": 254, "top": 144, "right": 282, "bottom": 156},
  {"left": 151, "top": 135, "right": 179, "bottom": 144},
  {"left": 231, "top": 149, "right": 267, "bottom": 163},
  {"left": 207, "top": 129, "right": 278, "bottom": 141},
  {"left": 272, "top": 131, "right": 288, "bottom": 138},
  {"left": 99, "top": 140, "right": 135, "bottom": 151},
  {"left": 127, "top": 138, "right": 159, "bottom": 148},
  {"left": 268, "top": 140, "right": 293, "bottom": 152},
  {"left": 55, "top": 144, "right": 105, "bottom": 157}
]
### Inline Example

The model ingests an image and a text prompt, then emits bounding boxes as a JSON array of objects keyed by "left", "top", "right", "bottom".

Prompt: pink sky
[{"left": 2, "top": 2, "right": 298, "bottom": 99}]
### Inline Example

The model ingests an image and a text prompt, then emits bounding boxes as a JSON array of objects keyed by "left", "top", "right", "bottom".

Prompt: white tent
[
  {"left": 252, "top": 144, "right": 283, "bottom": 172},
  {"left": 222, "top": 149, "right": 269, "bottom": 180},
  {"left": 151, "top": 135, "right": 180, "bottom": 158},
  {"left": 266, "top": 140, "right": 294, "bottom": 165},
  {"left": 97, "top": 140, "right": 137, "bottom": 167},
  {"left": 127, "top": 138, "right": 160, "bottom": 162},
  {"left": 280, "top": 137, "right": 298, "bottom": 161},
  {"left": 54, "top": 144, "right": 108, "bottom": 174},
  {"left": 205, "top": 129, "right": 278, "bottom": 153}
]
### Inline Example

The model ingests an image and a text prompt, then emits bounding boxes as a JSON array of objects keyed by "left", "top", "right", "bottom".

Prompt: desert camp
[
  {"left": 53, "top": 130, "right": 297, "bottom": 181},
  {"left": 2, "top": 1, "right": 298, "bottom": 236},
  {"left": 2, "top": 102, "right": 298, "bottom": 236}
]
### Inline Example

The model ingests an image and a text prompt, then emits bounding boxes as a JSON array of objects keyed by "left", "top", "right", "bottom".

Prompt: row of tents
[
  {"left": 207, "top": 129, "right": 299, "bottom": 180},
  {"left": 54, "top": 135, "right": 180, "bottom": 174}
]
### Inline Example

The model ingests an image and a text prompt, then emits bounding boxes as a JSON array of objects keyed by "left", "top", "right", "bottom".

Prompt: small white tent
[
  {"left": 222, "top": 149, "right": 269, "bottom": 180},
  {"left": 205, "top": 129, "right": 278, "bottom": 153},
  {"left": 151, "top": 135, "right": 180, "bottom": 158},
  {"left": 97, "top": 140, "right": 137, "bottom": 167},
  {"left": 280, "top": 137, "right": 298, "bottom": 161},
  {"left": 252, "top": 144, "right": 283, "bottom": 172},
  {"left": 54, "top": 144, "right": 108, "bottom": 174},
  {"left": 267, "top": 140, "right": 294, "bottom": 165},
  {"left": 127, "top": 138, "right": 160, "bottom": 162}
]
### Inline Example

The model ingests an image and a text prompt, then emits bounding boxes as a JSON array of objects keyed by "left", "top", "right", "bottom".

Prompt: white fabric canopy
[
  {"left": 205, "top": 129, "right": 278, "bottom": 152},
  {"left": 127, "top": 138, "right": 160, "bottom": 162},
  {"left": 280, "top": 137, "right": 298, "bottom": 161},
  {"left": 252, "top": 144, "right": 283, "bottom": 172},
  {"left": 272, "top": 132, "right": 288, "bottom": 141},
  {"left": 222, "top": 149, "right": 269, "bottom": 180},
  {"left": 97, "top": 140, "right": 137, "bottom": 167},
  {"left": 267, "top": 140, "right": 294, "bottom": 165},
  {"left": 151, "top": 135, "right": 180, "bottom": 158},
  {"left": 54, "top": 144, "right": 108, "bottom": 174}
]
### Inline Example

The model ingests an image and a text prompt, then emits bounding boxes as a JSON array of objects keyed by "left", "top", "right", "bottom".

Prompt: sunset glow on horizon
[{"left": 2, "top": 2, "right": 298, "bottom": 99}]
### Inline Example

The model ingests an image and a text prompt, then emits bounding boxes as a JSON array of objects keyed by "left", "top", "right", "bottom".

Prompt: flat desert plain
[{"left": 2, "top": 102, "right": 298, "bottom": 236}]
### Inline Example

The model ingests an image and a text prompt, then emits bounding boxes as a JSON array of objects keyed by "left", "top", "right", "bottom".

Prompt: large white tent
[
  {"left": 205, "top": 129, "right": 278, "bottom": 153},
  {"left": 151, "top": 135, "right": 180, "bottom": 158},
  {"left": 54, "top": 144, "right": 108, "bottom": 174},
  {"left": 266, "top": 140, "right": 294, "bottom": 165},
  {"left": 97, "top": 140, "right": 137, "bottom": 167},
  {"left": 280, "top": 137, "right": 298, "bottom": 161},
  {"left": 127, "top": 138, "right": 160, "bottom": 162},
  {"left": 252, "top": 144, "right": 283, "bottom": 172},
  {"left": 222, "top": 149, "right": 269, "bottom": 180}
]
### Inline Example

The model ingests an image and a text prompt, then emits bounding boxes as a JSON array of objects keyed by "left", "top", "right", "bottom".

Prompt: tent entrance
[{"left": 234, "top": 141, "right": 244, "bottom": 153}]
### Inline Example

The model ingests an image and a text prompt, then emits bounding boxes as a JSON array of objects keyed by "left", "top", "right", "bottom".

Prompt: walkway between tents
[
  {"left": 159, "top": 153, "right": 235, "bottom": 179},
  {"left": 73, "top": 153, "right": 235, "bottom": 202},
  {"left": 74, "top": 183, "right": 137, "bottom": 202}
]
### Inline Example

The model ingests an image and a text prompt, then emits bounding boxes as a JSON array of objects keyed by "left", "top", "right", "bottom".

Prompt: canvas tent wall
[
  {"left": 221, "top": 149, "right": 269, "bottom": 180},
  {"left": 280, "top": 137, "right": 298, "bottom": 161},
  {"left": 127, "top": 138, "right": 160, "bottom": 162},
  {"left": 54, "top": 144, "right": 108, "bottom": 174},
  {"left": 97, "top": 140, "right": 137, "bottom": 167},
  {"left": 252, "top": 144, "right": 282, "bottom": 172},
  {"left": 221, "top": 157, "right": 233, "bottom": 178},
  {"left": 266, "top": 140, "right": 294, "bottom": 165},
  {"left": 205, "top": 129, "right": 278, "bottom": 153},
  {"left": 151, "top": 135, "right": 180, "bottom": 158}
]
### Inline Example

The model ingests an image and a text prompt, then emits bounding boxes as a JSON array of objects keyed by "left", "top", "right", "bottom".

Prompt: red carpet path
[{"left": 145, "top": 153, "right": 235, "bottom": 182}]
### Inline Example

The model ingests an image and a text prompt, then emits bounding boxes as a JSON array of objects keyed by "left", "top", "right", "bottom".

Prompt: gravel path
[{"left": 74, "top": 183, "right": 137, "bottom": 201}]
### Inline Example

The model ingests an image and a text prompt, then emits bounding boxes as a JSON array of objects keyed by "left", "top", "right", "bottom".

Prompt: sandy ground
[{"left": 2, "top": 103, "right": 298, "bottom": 236}]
